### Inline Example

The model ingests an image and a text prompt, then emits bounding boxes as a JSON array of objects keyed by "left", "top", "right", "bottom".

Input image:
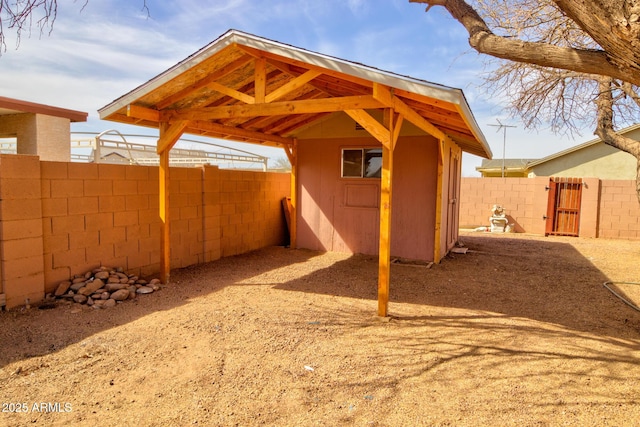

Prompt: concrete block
[
  {"left": 84, "top": 180, "right": 113, "bottom": 197},
  {"left": 68, "top": 197, "right": 99, "bottom": 215},
  {"left": 99, "top": 195, "right": 126, "bottom": 213},
  {"left": 113, "top": 211, "right": 138, "bottom": 227},
  {"left": 113, "top": 180, "right": 138, "bottom": 196},
  {"left": 4, "top": 273, "right": 45, "bottom": 309},
  {"left": 40, "top": 161, "right": 68, "bottom": 179},
  {"left": 52, "top": 214, "right": 85, "bottom": 234},
  {"left": 3, "top": 255, "right": 45, "bottom": 280},
  {"left": 50, "top": 179, "right": 84, "bottom": 198},
  {"left": 125, "top": 195, "right": 149, "bottom": 211},
  {"left": 85, "top": 244, "right": 115, "bottom": 265},
  {"left": 52, "top": 248, "right": 86, "bottom": 269},
  {"left": 0, "top": 199, "right": 43, "bottom": 221},
  {"left": 69, "top": 231, "right": 99, "bottom": 250},
  {"left": 2, "top": 219, "right": 43, "bottom": 240},
  {"left": 98, "top": 163, "right": 124, "bottom": 180},
  {"left": 100, "top": 227, "right": 126, "bottom": 245},
  {"left": 125, "top": 165, "right": 150, "bottom": 181},
  {"left": 41, "top": 198, "right": 68, "bottom": 217},
  {"left": 0, "top": 154, "right": 41, "bottom": 179},
  {"left": 85, "top": 212, "right": 114, "bottom": 231},
  {"left": 68, "top": 162, "right": 98, "bottom": 179},
  {"left": 2, "top": 237, "right": 44, "bottom": 261}
]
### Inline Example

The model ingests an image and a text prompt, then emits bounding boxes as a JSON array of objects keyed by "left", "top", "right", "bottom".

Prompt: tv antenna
[{"left": 487, "top": 119, "right": 517, "bottom": 178}]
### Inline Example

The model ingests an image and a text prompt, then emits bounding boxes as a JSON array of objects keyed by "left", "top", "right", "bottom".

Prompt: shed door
[{"left": 545, "top": 177, "right": 583, "bottom": 236}]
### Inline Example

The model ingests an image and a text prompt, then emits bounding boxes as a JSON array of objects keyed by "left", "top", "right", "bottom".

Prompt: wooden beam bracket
[{"left": 157, "top": 120, "right": 189, "bottom": 154}]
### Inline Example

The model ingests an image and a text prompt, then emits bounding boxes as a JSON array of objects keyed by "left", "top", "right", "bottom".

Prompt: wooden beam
[
  {"left": 266, "top": 69, "right": 322, "bottom": 103},
  {"left": 204, "top": 70, "right": 281, "bottom": 109},
  {"left": 284, "top": 139, "right": 298, "bottom": 248},
  {"left": 391, "top": 113, "right": 403, "bottom": 151},
  {"left": 237, "top": 44, "right": 375, "bottom": 93},
  {"left": 254, "top": 57, "right": 267, "bottom": 104},
  {"left": 156, "top": 53, "right": 254, "bottom": 109},
  {"left": 156, "top": 120, "right": 188, "bottom": 154},
  {"left": 373, "top": 83, "right": 452, "bottom": 144},
  {"left": 377, "top": 108, "right": 396, "bottom": 317},
  {"left": 207, "top": 81, "right": 255, "bottom": 104},
  {"left": 189, "top": 120, "right": 294, "bottom": 147},
  {"left": 164, "top": 95, "right": 383, "bottom": 121},
  {"left": 344, "top": 109, "right": 391, "bottom": 149},
  {"left": 127, "top": 104, "right": 160, "bottom": 122}
]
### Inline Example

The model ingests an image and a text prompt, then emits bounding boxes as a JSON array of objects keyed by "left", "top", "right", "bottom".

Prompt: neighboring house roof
[
  {"left": 99, "top": 29, "right": 491, "bottom": 158},
  {"left": 476, "top": 158, "right": 535, "bottom": 174},
  {"left": 477, "top": 123, "right": 640, "bottom": 177},
  {"left": 526, "top": 123, "right": 640, "bottom": 169},
  {"left": 0, "top": 96, "right": 87, "bottom": 122}
]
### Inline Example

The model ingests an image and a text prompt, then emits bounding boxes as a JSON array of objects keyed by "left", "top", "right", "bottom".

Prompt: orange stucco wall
[
  {"left": 297, "top": 135, "right": 438, "bottom": 261},
  {"left": 0, "top": 154, "right": 289, "bottom": 308},
  {"left": 460, "top": 177, "right": 640, "bottom": 239}
]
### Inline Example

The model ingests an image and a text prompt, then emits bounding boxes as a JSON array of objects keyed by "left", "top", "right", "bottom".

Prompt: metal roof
[{"left": 99, "top": 29, "right": 491, "bottom": 158}]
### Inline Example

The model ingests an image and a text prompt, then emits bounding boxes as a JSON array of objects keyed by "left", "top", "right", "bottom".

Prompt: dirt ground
[{"left": 1, "top": 232, "right": 639, "bottom": 426}]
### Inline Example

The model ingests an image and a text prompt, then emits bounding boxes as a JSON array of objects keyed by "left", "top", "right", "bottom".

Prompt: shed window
[{"left": 341, "top": 148, "right": 382, "bottom": 178}]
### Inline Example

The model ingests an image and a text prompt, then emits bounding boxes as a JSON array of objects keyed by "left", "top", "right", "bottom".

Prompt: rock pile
[{"left": 52, "top": 266, "right": 162, "bottom": 309}]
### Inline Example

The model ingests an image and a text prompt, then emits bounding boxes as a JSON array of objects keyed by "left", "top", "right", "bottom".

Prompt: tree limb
[
  {"left": 595, "top": 77, "right": 640, "bottom": 202},
  {"left": 410, "top": 0, "right": 640, "bottom": 85}
]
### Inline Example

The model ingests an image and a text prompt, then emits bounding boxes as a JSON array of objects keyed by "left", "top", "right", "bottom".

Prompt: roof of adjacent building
[
  {"left": 0, "top": 96, "right": 87, "bottom": 122},
  {"left": 477, "top": 123, "right": 640, "bottom": 173}
]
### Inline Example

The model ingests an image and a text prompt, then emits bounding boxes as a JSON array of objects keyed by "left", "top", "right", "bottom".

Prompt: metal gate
[{"left": 545, "top": 177, "right": 583, "bottom": 236}]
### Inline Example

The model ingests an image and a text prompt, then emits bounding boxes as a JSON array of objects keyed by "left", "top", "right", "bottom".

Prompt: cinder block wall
[
  {"left": 218, "top": 169, "right": 290, "bottom": 257},
  {"left": 0, "top": 155, "right": 45, "bottom": 308},
  {"left": 0, "top": 154, "right": 289, "bottom": 308},
  {"left": 459, "top": 177, "right": 547, "bottom": 233},
  {"left": 599, "top": 180, "right": 640, "bottom": 239},
  {"left": 460, "top": 177, "right": 640, "bottom": 239}
]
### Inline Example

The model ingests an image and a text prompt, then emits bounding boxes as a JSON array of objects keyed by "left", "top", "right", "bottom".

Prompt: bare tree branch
[
  {"left": 595, "top": 78, "right": 640, "bottom": 202},
  {"left": 413, "top": 0, "right": 640, "bottom": 202},
  {"left": 0, "top": 0, "right": 58, "bottom": 53},
  {"left": 410, "top": 0, "right": 640, "bottom": 85}
]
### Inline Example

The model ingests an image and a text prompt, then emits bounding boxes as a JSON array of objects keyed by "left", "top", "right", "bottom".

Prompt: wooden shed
[{"left": 99, "top": 30, "right": 491, "bottom": 315}]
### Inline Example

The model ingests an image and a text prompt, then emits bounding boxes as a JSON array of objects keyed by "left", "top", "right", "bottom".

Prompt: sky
[{"left": 0, "top": 0, "right": 592, "bottom": 175}]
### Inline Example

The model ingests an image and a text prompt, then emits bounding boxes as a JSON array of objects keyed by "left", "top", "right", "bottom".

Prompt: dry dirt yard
[{"left": 1, "top": 232, "right": 639, "bottom": 426}]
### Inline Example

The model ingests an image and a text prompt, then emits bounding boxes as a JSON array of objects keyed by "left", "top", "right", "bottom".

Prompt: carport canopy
[{"left": 99, "top": 29, "right": 491, "bottom": 316}]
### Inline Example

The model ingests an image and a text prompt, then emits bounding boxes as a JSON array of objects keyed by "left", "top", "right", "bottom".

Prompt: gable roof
[
  {"left": 99, "top": 29, "right": 491, "bottom": 158},
  {"left": 526, "top": 123, "right": 640, "bottom": 168},
  {"left": 0, "top": 96, "right": 87, "bottom": 122}
]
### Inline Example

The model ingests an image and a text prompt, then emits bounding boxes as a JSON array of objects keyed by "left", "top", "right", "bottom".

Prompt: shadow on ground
[
  {"left": 274, "top": 234, "right": 640, "bottom": 339},
  {"left": 0, "top": 248, "right": 315, "bottom": 368}
]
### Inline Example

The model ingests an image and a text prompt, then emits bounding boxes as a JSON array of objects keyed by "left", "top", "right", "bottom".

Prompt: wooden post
[
  {"left": 377, "top": 109, "right": 400, "bottom": 317},
  {"left": 284, "top": 139, "right": 298, "bottom": 248},
  {"left": 159, "top": 148, "right": 171, "bottom": 284},
  {"left": 378, "top": 142, "right": 393, "bottom": 317},
  {"left": 157, "top": 121, "right": 188, "bottom": 284}
]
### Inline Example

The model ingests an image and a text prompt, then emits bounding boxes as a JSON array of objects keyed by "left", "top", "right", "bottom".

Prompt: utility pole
[{"left": 487, "top": 119, "right": 517, "bottom": 178}]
